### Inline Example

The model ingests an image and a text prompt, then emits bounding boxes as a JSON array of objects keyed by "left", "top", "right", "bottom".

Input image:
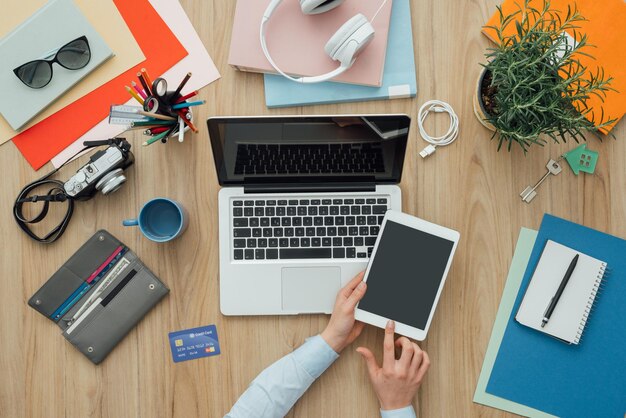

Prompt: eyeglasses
[{"left": 13, "top": 36, "right": 91, "bottom": 89}]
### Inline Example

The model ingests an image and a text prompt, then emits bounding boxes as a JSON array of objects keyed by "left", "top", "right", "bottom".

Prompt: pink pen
[{"left": 131, "top": 81, "right": 147, "bottom": 99}]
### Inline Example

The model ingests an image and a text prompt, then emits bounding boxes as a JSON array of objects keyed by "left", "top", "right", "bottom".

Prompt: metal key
[{"left": 520, "top": 159, "right": 562, "bottom": 203}]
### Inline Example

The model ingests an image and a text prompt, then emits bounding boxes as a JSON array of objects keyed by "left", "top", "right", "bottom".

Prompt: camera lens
[{"left": 95, "top": 169, "right": 126, "bottom": 195}]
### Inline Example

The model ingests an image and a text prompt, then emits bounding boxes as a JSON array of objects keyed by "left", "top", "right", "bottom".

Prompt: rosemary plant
[{"left": 482, "top": 0, "right": 616, "bottom": 152}]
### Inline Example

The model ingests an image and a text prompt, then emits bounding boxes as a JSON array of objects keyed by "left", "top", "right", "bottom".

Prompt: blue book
[
  {"left": 486, "top": 214, "right": 626, "bottom": 417},
  {"left": 264, "top": 0, "right": 416, "bottom": 108}
]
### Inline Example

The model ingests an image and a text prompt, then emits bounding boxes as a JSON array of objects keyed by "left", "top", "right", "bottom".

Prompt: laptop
[{"left": 208, "top": 115, "right": 410, "bottom": 315}]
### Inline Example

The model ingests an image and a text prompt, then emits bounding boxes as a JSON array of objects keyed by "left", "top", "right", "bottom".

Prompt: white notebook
[{"left": 516, "top": 240, "right": 607, "bottom": 344}]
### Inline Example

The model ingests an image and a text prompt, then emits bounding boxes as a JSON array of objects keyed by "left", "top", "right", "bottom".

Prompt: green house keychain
[
  {"left": 562, "top": 143, "right": 598, "bottom": 175},
  {"left": 521, "top": 143, "right": 599, "bottom": 203}
]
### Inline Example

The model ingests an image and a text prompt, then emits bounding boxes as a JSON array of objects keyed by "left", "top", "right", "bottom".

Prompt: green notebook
[
  {"left": 473, "top": 228, "right": 556, "bottom": 418},
  {"left": 0, "top": 0, "right": 113, "bottom": 130}
]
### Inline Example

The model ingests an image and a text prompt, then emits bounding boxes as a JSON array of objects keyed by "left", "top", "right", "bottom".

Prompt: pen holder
[
  {"left": 144, "top": 90, "right": 194, "bottom": 142},
  {"left": 122, "top": 70, "right": 203, "bottom": 146},
  {"left": 139, "top": 90, "right": 200, "bottom": 146}
]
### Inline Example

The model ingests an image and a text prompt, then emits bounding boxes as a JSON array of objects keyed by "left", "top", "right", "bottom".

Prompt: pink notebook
[{"left": 228, "top": 0, "right": 393, "bottom": 87}]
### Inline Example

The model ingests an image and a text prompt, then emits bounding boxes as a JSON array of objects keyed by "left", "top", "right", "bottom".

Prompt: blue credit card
[{"left": 168, "top": 325, "right": 220, "bottom": 363}]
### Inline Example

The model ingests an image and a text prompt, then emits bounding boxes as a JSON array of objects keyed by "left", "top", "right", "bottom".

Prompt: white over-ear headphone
[{"left": 260, "top": 0, "right": 382, "bottom": 83}]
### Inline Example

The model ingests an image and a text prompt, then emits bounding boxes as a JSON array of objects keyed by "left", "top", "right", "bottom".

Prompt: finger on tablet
[
  {"left": 341, "top": 271, "right": 365, "bottom": 297},
  {"left": 345, "top": 281, "right": 367, "bottom": 309},
  {"left": 383, "top": 320, "right": 395, "bottom": 368},
  {"left": 395, "top": 337, "right": 414, "bottom": 368}
]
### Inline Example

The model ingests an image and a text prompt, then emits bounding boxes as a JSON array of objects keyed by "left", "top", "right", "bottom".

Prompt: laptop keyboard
[
  {"left": 234, "top": 143, "right": 385, "bottom": 175},
  {"left": 231, "top": 197, "right": 389, "bottom": 261}
]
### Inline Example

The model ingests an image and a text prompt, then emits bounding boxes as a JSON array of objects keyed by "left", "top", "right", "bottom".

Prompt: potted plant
[{"left": 475, "top": 0, "right": 616, "bottom": 152}]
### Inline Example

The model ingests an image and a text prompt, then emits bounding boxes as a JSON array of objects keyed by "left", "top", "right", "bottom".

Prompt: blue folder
[
  {"left": 264, "top": 0, "right": 416, "bottom": 108},
  {"left": 487, "top": 214, "right": 626, "bottom": 417}
]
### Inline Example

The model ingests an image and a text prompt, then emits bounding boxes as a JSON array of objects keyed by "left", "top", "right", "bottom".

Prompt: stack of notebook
[
  {"left": 474, "top": 214, "right": 626, "bottom": 417},
  {"left": 228, "top": 0, "right": 417, "bottom": 108},
  {"left": 264, "top": 0, "right": 417, "bottom": 108}
]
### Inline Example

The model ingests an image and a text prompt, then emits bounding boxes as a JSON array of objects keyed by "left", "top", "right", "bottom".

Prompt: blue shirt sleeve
[
  {"left": 224, "top": 334, "right": 417, "bottom": 418},
  {"left": 224, "top": 335, "right": 339, "bottom": 418},
  {"left": 380, "top": 405, "right": 417, "bottom": 418}
]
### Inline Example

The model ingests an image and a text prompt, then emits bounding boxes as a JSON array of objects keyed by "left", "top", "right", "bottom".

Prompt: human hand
[
  {"left": 356, "top": 320, "right": 430, "bottom": 411},
  {"left": 321, "top": 272, "right": 367, "bottom": 353}
]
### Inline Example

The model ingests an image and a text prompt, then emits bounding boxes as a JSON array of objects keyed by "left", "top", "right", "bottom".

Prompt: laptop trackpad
[{"left": 281, "top": 267, "right": 341, "bottom": 313}]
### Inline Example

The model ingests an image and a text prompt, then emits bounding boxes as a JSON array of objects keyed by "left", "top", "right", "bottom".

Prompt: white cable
[
  {"left": 371, "top": 0, "right": 390, "bottom": 23},
  {"left": 417, "top": 100, "right": 459, "bottom": 158}
]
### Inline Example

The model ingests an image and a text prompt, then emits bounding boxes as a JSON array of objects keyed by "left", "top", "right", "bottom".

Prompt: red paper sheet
[{"left": 12, "top": 0, "right": 187, "bottom": 170}]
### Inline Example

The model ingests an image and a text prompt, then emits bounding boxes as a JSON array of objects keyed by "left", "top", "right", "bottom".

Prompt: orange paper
[
  {"left": 13, "top": 0, "right": 187, "bottom": 169},
  {"left": 482, "top": 0, "right": 626, "bottom": 134}
]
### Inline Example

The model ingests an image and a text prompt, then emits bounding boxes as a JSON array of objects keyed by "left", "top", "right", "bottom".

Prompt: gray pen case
[{"left": 28, "top": 230, "right": 169, "bottom": 364}]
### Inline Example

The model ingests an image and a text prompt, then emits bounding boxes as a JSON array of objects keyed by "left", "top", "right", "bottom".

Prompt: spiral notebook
[{"left": 515, "top": 240, "right": 607, "bottom": 344}]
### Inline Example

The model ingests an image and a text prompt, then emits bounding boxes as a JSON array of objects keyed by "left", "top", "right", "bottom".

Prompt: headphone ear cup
[
  {"left": 300, "top": 0, "right": 344, "bottom": 15},
  {"left": 324, "top": 14, "right": 374, "bottom": 65}
]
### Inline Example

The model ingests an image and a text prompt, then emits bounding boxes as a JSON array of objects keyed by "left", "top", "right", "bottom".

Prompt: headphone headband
[{"left": 260, "top": 0, "right": 374, "bottom": 84}]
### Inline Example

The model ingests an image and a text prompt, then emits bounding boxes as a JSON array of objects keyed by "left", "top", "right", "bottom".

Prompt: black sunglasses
[{"left": 13, "top": 36, "right": 91, "bottom": 89}]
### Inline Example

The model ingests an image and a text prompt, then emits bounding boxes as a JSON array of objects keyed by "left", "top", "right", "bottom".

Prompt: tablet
[{"left": 355, "top": 210, "right": 460, "bottom": 340}]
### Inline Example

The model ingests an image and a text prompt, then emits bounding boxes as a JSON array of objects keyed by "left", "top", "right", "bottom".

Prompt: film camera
[
  {"left": 14, "top": 138, "right": 134, "bottom": 243},
  {"left": 64, "top": 139, "right": 134, "bottom": 199}
]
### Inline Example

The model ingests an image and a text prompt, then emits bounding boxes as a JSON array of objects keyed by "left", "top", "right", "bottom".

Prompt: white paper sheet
[{"left": 51, "top": 0, "right": 220, "bottom": 167}]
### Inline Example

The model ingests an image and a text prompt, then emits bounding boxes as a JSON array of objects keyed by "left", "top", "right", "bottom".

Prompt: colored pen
[
  {"left": 131, "top": 120, "right": 176, "bottom": 127},
  {"left": 178, "top": 117, "right": 185, "bottom": 142},
  {"left": 143, "top": 127, "right": 174, "bottom": 146},
  {"left": 71, "top": 259, "right": 130, "bottom": 323},
  {"left": 137, "top": 72, "right": 152, "bottom": 96},
  {"left": 141, "top": 68, "right": 153, "bottom": 91},
  {"left": 144, "top": 126, "right": 170, "bottom": 135},
  {"left": 176, "top": 110, "right": 198, "bottom": 132},
  {"left": 125, "top": 86, "right": 144, "bottom": 105},
  {"left": 171, "top": 100, "right": 206, "bottom": 110},
  {"left": 173, "top": 72, "right": 192, "bottom": 98},
  {"left": 542, "top": 254, "right": 579, "bottom": 328},
  {"left": 175, "top": 90, "right": 198, "bottom": 103},
  {"left": 137, "top": 110, "right": 176, "bottom": 121},
  {"left": 131, "top": 81, "right": 147, "bottom": 99}
]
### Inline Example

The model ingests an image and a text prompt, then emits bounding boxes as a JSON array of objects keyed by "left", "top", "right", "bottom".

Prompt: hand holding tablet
[{"left": 355, "top": 210, "right": 460, "bottom": 340}]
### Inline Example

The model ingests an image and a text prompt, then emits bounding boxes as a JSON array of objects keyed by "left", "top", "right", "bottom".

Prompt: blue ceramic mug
[{"left": 123, "top": 198, "right": 188, "bottom": 242}]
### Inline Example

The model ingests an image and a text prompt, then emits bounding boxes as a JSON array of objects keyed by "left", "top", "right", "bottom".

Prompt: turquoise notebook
[
  {"left": 487, "top": 214, "right": 626, "bottom": 417},
  {"left": 264, "top": 0, "right": 416, "bottom": 108},
  {"left": 0, "top": 0, "right": 113, "bottom": 130}
]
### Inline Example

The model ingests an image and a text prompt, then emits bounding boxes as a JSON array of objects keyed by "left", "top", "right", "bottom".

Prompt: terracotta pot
[{"left": 473, "top": 68, "right": 496, "bottom": 132}]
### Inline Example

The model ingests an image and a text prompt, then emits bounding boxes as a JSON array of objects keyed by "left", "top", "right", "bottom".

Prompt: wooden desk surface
[{"left": 1, "top": 1, "right": 624, "bottom": 417}]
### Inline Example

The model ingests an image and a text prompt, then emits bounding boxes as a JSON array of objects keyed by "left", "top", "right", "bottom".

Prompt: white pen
[
  {"left": 69, "top": 259, "right": 129, "bottom": 323},
  {"left": 178, "top": 117, "right": 185, "bottom": 142}
]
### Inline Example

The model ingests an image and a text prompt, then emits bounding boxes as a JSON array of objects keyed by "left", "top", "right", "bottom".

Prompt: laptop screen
[{"left": 208, "top": 115, "right": 410, "bottom": 186}]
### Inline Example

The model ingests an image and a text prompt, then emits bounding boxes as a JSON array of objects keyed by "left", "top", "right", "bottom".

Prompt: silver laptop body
[{"left": 208, "top": 115, "right": 410, "bottom": 315}]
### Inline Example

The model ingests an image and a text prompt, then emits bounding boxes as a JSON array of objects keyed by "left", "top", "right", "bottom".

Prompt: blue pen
[
  {"left": 171, "top": 100, "right": 206, "bottom": 110},
  {"left": 51, "top": 282, "right": 91, "bottom": 321},
  {"left": 49, "top": 248, "right": 128, "bottom": 321}
]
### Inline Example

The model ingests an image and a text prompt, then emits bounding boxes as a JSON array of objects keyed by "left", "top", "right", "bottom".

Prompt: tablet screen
[{"left": 359, "top": 220, "right": 455, "bottom": 329}]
